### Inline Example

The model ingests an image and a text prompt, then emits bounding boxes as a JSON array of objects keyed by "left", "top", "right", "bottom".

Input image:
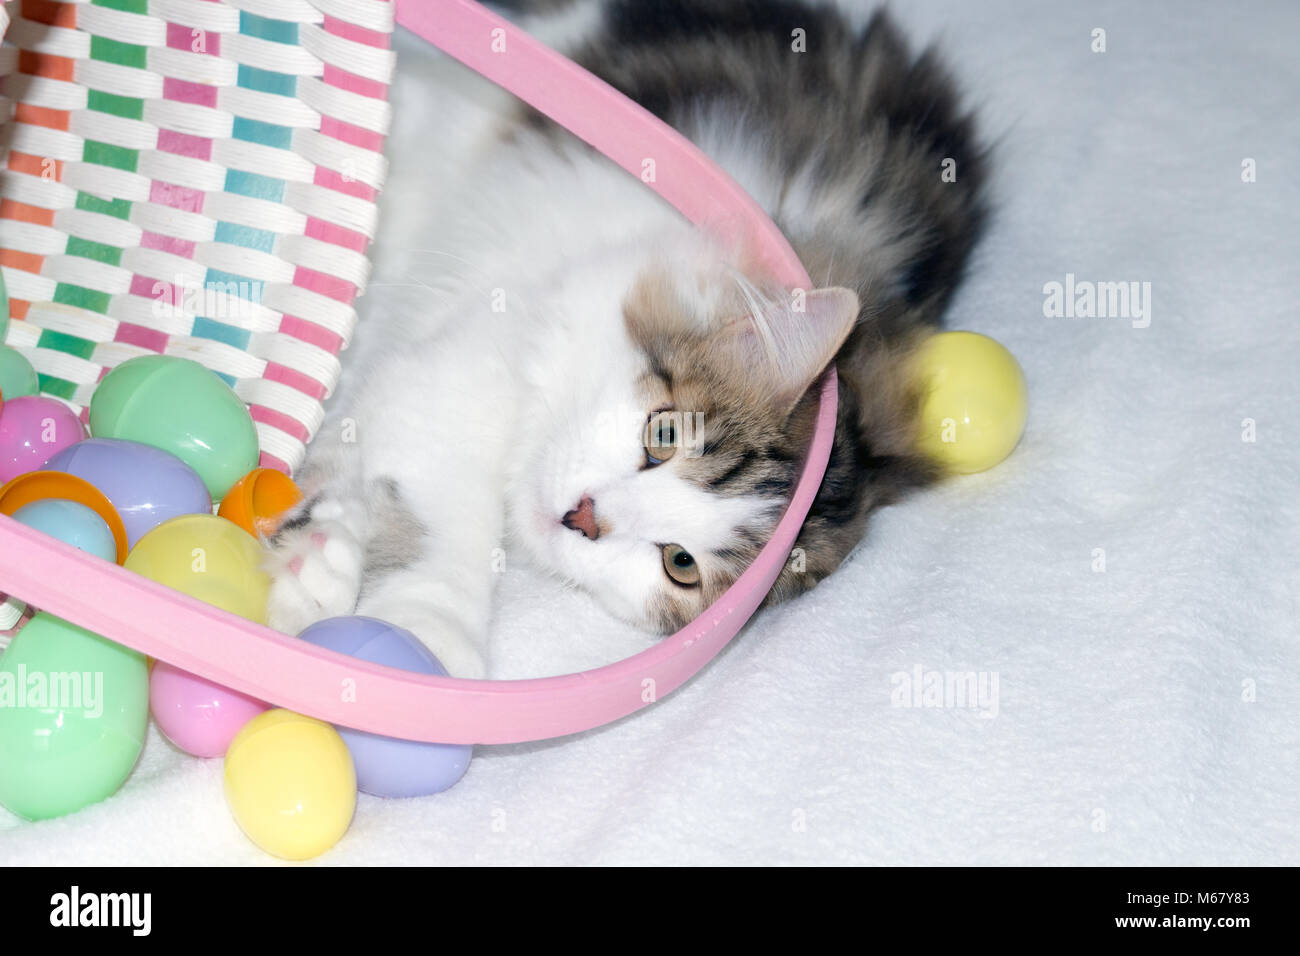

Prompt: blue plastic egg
[
  {"left": 11, "top": 499, "right": 118, "bottom": 561},
  {"left": 297, "top": 617, "right": 472, "bottom": 798}
]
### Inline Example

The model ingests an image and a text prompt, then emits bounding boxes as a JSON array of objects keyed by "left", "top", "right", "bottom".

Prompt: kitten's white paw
[{"left": 264, "top": 520, "right": 364, "bottom": 636}]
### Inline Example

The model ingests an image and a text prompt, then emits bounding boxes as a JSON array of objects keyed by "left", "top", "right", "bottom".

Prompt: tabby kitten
[{"left": 265, "top": 1, "right": 985, "bottom": 678}]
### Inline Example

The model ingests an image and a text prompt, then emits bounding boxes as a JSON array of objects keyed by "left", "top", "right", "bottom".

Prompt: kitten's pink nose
[{"left": 561, "top": 495, "right": 600, "bottom": 540}]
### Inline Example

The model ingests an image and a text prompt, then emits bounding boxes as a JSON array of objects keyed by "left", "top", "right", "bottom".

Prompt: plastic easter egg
[
  {"left": 224, "top": 709, "right": 356, "bottom": 860},
  {"left": 298, "top": 617, "right": 473, "bottom": 797},
  {"left": 0, "top": 612, "right": 149, "bottom": 820},
  {"left": 0, "top": 347, "right": 39, "bottom": 403},
  {"left": 124, "top": 514, "right": 270, "bottom": 622},
  {"left": 218, "top": 467, "right": 302, "bottom": 537},
  {"left": 11, "top": 499, "right": 117, "bottom": 562},
  {"left": 88, "top": 355, "right": 258, "bottom": 501},
  {"left": 43, "top": 438, "right": 211, "bottom": 549},
  {"left": 0, "top": 395, "right": 85, "bottom": 483},
  {"left": 915, "top": 331, "right": 1028, "bottom": 475},
  {"left": 125, "top": 514, "right": 271, "bottom": 756},
  {"left": 0, "top": 470, "right": 129, "bottom": 563},
  {"left": 149, "top": 662, "right": 267, "bottom": 758}
]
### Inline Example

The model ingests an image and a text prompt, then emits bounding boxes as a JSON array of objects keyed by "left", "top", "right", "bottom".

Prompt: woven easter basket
[
  {"left": 0, "top": 0, "right": 834, "bottom": 745},
  {"left": 0, "top": 0, "right": 393, "bottom": 474}
]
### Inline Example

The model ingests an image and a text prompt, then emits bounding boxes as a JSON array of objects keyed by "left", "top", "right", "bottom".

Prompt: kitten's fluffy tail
[
  {"left": 773, "top": 9, "right": 989, "bottom": 333},
  {"left": 513, "top": 2, "right": 987, "bottom": 326}
]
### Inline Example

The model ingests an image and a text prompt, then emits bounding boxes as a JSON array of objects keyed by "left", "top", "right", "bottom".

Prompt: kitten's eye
[
  {"left": 661, "top": 544, "right": 700, "bottom": 586},
  {"left": 644, "top": 411, "right": 679, "bottom": 465}
]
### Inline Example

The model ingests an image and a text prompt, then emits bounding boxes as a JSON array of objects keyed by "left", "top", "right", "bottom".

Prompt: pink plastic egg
[
  {"left": 150, "top": 661, "right": 268, "bottom": 758},
  {"left": 0, "top": 396, "right": 86, "bottom": 483}
]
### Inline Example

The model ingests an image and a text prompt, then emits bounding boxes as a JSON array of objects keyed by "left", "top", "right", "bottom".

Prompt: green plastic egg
[
  {"left": 0, "top": 346, "right": 39, "bottom": 403},
  {"left": 88, "top": 355, "right": 258, "bottom": 501},
  {"left": 0, "top": 612, "right": 148, "bottom": 820}
]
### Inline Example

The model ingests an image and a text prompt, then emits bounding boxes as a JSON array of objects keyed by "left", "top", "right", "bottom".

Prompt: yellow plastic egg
[
  {"left": 915, "top": 331, "right": 1028, "bottom": 474},
  {"left": 223, "top": 709, "right": 357, "bottom": 860},
  {"left": 123, "top": 514, "right": 269, "bottom": 622}
]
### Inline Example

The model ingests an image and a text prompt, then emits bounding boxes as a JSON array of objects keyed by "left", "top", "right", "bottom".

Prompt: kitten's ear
[{"left": 719, "top": 286, "right": 859, "bottom": 417}]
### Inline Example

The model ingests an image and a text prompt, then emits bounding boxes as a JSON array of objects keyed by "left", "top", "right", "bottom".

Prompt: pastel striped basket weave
[{"left": 0, "top": 0, "right": 395, "bottom": 474}]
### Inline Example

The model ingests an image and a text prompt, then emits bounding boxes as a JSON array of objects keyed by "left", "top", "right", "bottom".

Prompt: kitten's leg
[
  {"left": 264, "top": 335, "right": 512, "bottom": 679},
  {"left": 351, "top": 475, "right": 504, "bottom": 681}
]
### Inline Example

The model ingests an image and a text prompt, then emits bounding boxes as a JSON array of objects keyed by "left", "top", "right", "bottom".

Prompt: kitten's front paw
[{"left": 263, "top": 514, "right": 365, "bottom": 636}]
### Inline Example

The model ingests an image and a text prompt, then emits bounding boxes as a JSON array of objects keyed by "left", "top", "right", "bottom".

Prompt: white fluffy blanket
[{"left": 3, "top": 0, "right": 1297, "bottom": 864}]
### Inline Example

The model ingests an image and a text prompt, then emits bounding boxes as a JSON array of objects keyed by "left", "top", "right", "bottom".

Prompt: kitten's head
[{"left": 507, "top": 235, "right": 870, "bottom": 633}]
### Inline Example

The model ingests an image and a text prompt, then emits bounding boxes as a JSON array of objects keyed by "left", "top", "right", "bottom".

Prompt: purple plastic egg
[
  {"left": 42, "top": 438, "right": 212, "bottom": 548},
  {"left": 0, "top": 396, "right": 85, "bottom": 483},
  {"left": 297, "top": 616, "right": 472, "bottom": 798}
]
